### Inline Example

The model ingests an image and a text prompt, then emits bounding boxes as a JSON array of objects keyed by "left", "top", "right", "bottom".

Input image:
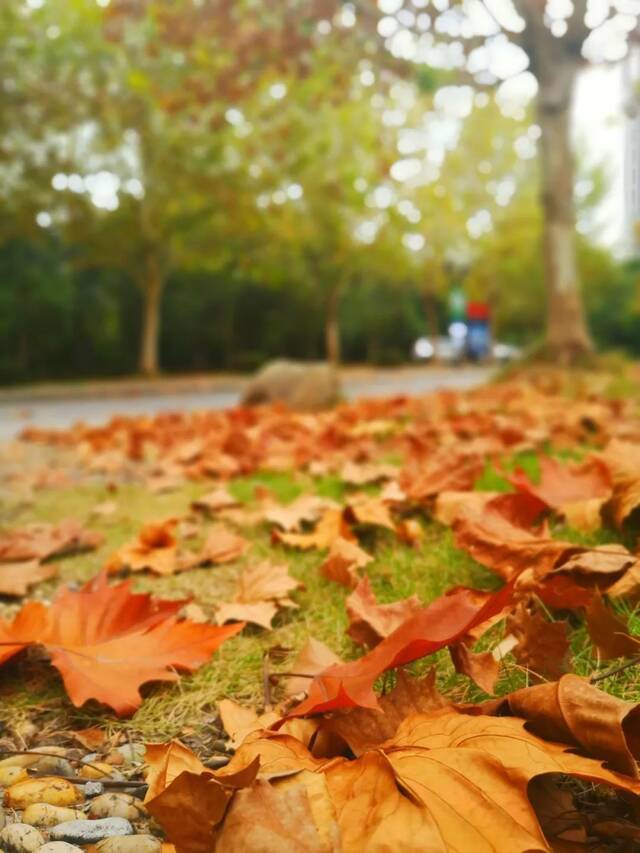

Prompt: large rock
[{"left": 241, "top": 361, "right": 340, "bottom": 411}]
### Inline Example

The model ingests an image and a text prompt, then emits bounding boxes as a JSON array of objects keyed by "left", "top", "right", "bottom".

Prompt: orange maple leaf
[{"left": 0, "top": 573, "right": 243, "bottom": 715}]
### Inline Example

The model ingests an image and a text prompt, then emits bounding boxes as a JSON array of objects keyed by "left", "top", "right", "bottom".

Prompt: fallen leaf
[
  {"left": 433, "top": 490, "right": 499, "bottom": 526},
  {"left": 449, "top": 642, "right": 500, "bottom": 694},
  {"left": 345, "top": 577, "right": 422, "bottom": 647},
  {"left": 181, "top": 524, "right": 249, "bottom": 569},
  {"left": 399, "top": 452, "right": 484, "bottom": 504},
  {"left": 0, "top": 560, "right": 58, "bottom": 597},
  {"left": 191, "top": 486, "right": 238, "bottom": 514},
  {"left": 263, "top": 495, "right": 338, "bottom": 532},
  {"left": 318, "top": 538, "right": 372, "bottom": 589},
  {"left": 218, "top": 699, "right": 280, "bottom": 750},
  {"left": 395, "top": 518, "right": 423, "bottom": 546},
  {"left": 284, "top": 638, "right": 343, "bottom": 698},
  {"left": 215, "top": 774, "right": 339, "bottom": 852},
  {"left": 145, "top": 739, "right": 260, "bottom": 853},
  {"left": 105, "top": 519, "right": 178, "bottom": 576},
  {"left": 478, "top": 673, "right": 640, "bottom": 777},
  {"left": 599, "top": 439, "right": 640, "bottom": 526},
  {"left": 90, "top": 500, "right": 118, "bottom": 518},
  {"left": 287, "top": 582, "right": 513, "bottom": 717},
  {"left": 508, "top": 455, "right": 612, "bottom": 511},
  {"left": 0, "top": 573, "right": 244, "bottom": 715},
  {"left": 216, "top": 560, "right": 303, "bottom": 629},
  {"left": 273, "top": 509, "right": 353, "bottom": 551},
  {"left": 339, "top": 460, "right": 398, "bottom": 485},
  {"left": 323, "top": 669, "right": 449, "bottom": 755},
  {"left": 344, "top": 495, "right": 396, "bottom": 532},
  {"left": 585, "top": 592, "right": 640, "bottom": 659},
  {"left": 505, "top": 600, "right": 570, "bottom": 680},
  {"left": 0, "top": 519, "right": 103, "bottom": 563}
]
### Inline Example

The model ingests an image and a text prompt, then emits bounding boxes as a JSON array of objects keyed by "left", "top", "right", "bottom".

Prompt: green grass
[{"left": 1, "top": 449, "right": 640, "bottom": 742}]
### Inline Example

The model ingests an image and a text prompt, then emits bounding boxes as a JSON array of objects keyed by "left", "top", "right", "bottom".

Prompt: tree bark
[
  {"left": 537, "top": 71, "right": 593, "bottom": 363},
  {"left": 325, "top": 285, "right": 341, "bottom": 366},
  {"left": 513, "top": 0, "right": 594, "bottom": 364},
  {"left": 138, "top": 257, "right": 164, "bottom": 376}
]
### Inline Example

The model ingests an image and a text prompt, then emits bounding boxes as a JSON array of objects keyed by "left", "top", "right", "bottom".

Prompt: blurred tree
[{"left": 370, "top": 0, "right": 638, "bottom": 362}]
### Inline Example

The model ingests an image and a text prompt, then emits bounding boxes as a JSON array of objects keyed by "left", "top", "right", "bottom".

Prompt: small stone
[
  {"left": 79, "top": 762, "right": 122, "bottom": 781},
  {"left": 115, "top": 744, "right": 145, "bottom": 764},
  {"left": 38, "top": 845, "right": 83, "bottom": 853},
  {"left": 80, "top": 754, "right": 98, "bottom": 765},
  {"left": 22, "top": 803, "right": 84, "bottom": 828},
  {"left": 29, "top": 757, "right": 75, "bottom": 778},
  {"left": 0, "top": 766, "right": 29, "bottom": 786},
  {"left": 0, "top": 756, "right": 38, "bottom": 770},
  {"left": 95, "top": 836, "right": 161, "bottom": 853},
  {"left": 103, "top": 751, "right": 124, "bottom": 767},
  {"left": 49, "top": 818, "right": 133, "bottom": 845},
  {"left": 88, "top": 793, "right": 146, "bottom": 821},
  {"left": 0, "top": 822, "right": 44, "bottom": 852},
  {"left": 5, "top": 777, "right": 83, "bottom": 809},
  {"left": 83, "top": 781, "right": 104, "bottom": 797}
]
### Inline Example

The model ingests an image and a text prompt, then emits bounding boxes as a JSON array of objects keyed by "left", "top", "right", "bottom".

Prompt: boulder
[{"left": 241, "top": 361, "right": 340, "bottom": 411}]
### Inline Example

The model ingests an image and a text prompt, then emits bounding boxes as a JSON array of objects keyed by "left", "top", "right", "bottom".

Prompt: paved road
[{"left": 0, "top": 367, "right": 492, "bottom": 440}]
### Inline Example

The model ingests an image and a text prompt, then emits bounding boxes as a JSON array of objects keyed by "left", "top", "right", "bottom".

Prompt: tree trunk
[
  {"left": 325, "top": 285, "right": 341, "bottom": 366},
  {"left": 537, "top": 75, "right": 592, "bottom": 363},
  {"left": 139, "top": 259, "right": 164, "bottom": 376}
]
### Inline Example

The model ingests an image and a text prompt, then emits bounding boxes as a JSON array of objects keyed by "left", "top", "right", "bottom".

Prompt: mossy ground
[{"left": 1, "top": 441, "right": 639, "bottom": 744}]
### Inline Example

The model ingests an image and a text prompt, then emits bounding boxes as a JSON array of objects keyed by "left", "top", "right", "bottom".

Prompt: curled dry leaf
[
  {"left": 284, "top": 637, "right": 343, "bottom": 698},
  {"left": 454, "top": 492, "right": 637, "bottom": 589},
  {"left": 0, "top": 573, "right": 243, "bottom": 715},
  {"left": 0, "top": 560, "right": 58, "bottom": 597},
  {"left": 286, "top": 582, "right": 513, "bottom": 717},
  {"left": 479, "top": 673, "right": 640, "bottom": 777},
  {"left": 344, "top": 495, "right": 397, "bottom": 532},
  {"left": 0, "top": 519, "right": 103, "bottom": 563},
  {"left": 105, "top": 518, "right": 178, "bottom": 576},
  {"left": 599, "top": 439, "right": 640, "bottom": 527},
  {"left": 322, "top": 669, "right": 450, "bottom": 755},
  {"left": 318, "top": 537, "right": 372, "bottom": 589},
  {"left": 272, "top": 508, "right": 353, "bottom": 551},
  {"left": 216, "top": 560, "right": 303, "bottom": 629},
  {"left": 508, "top": 454, "right": 612, "bottom": 530},
  {"left": 584, "top": 592, "right": 640, "bottom": 660},
  {"left": 345, "top": 577, "right": 422, "bottom": 648},
  {"left": 145, "top": 739, "right": 260, "bottom": 853},
  {"left": 449, "top": 642, "right": 500, "bottom": 694},
  {"left": 505, "top": 600, "right": 570, "bottom": 681},
  {"left": 223, "top": 706, "right": 640, "bottom": 853}
]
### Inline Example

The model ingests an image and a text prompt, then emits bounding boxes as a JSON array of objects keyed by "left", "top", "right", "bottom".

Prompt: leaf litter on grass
[{"left": 5, "top": 370, "right": 640, "bottom": 848}]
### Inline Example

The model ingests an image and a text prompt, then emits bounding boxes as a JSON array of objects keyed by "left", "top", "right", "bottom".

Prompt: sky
[{"left": 574, "top": 63, "right": 626, "bottom": 250}]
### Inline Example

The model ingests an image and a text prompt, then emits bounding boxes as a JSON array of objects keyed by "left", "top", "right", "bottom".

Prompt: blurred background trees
[{"left": 0, "top": 0, "right": 638, "bottom": 383}]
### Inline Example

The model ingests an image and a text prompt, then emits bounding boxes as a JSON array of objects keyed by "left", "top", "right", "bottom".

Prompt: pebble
[
  {"left": 22, "top": 803, "right": 84, "bottom": 828},
  {"left": 29, "top": 757, "right": 75, "bottom": 778},
  {"left": 83, "top": 781, "right": 104, "bottom": 797},
  {"left": 5, "top": 777, "right": 83, "bottom": 809},
  {"left": 38, "top": 845, "right": 83, "bottom": 853},
  {"left": 95, "top": 836, "right": 161, "bottom": 853},
  {"left": 0, "top": 823, "right": 44, "bottom": 852},
  {"left": 79, "top": 762, "right": 122, "bottom": 781},
  {"left": 0, "top": 767, "right": 29, "bottom": 787},
  {"left": 115, "top": 744, "right": 145, "bottom": 764},
  {"left": 49, "top": 818, "right": 133, "bottom": 845},
  {"left": 88, "top": 793, "right": 147, "bottom": 821}
]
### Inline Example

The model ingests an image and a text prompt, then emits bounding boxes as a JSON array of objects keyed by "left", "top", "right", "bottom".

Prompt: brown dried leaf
[
  {"left": 585, "top": 592, "right": 640, "bottom": 659},
  {"left": 318, "top": 537, "right": 372, "bottom": 589},
  {"left": 0, "top": 560, "right": 58, "bottom": 597},
  {"left": 345, "top": 576, "right": 422, "bottom": 647}
]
